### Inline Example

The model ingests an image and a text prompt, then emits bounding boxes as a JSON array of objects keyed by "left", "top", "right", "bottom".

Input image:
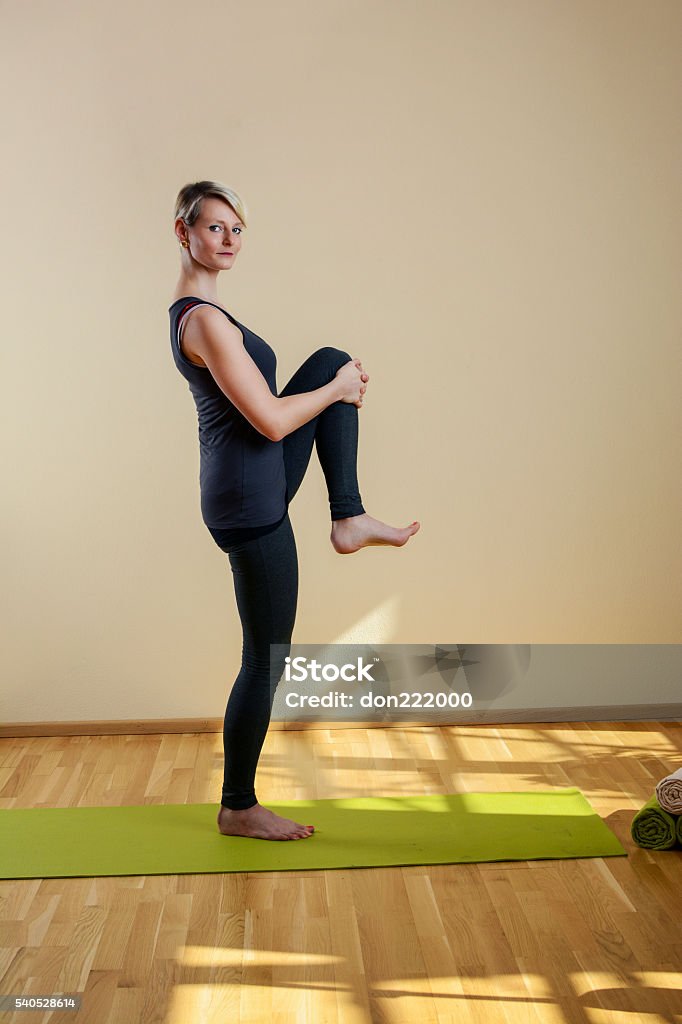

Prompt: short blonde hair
[{"left": 173, "top": 180, "right": 248, "bottom": 228}]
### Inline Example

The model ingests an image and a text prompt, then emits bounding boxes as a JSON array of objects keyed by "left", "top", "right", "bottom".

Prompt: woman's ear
[{"left": 174, "top": 216, "right": 188, "bottom": 245}]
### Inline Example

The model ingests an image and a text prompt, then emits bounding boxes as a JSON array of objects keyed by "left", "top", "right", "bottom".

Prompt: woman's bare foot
[
  {"left": 331, "top": 513, "right": 420, "bottom": 554},
  {"left": 217, "top": 803, "right": 315, "bottom": 841}
]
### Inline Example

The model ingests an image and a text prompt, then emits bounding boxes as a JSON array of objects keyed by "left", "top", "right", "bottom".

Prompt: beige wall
[{"left": 2, "top": 1, "right": 680, "bottom": 725}]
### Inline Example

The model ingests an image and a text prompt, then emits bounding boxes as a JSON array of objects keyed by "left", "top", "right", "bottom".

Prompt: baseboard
[{"left": 1, "top": 704, "right": 680, "bottom": 737}]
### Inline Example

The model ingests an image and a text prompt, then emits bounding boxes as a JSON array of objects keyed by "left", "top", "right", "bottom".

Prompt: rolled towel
[
  {"left": 655, "top": 766, "right": 682, "bottom": 814},
  {"left": 630, "top": 794, "right": 679, "bottom": 850}
]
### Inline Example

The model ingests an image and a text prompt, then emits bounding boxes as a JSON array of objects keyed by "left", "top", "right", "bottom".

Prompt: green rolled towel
[{"left": 631, "top": 794, "right": 679, "bottom": 850}]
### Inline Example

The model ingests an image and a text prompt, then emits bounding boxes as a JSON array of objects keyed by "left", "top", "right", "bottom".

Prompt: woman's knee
[
  {"left": 282, "top": 348, "right": 353, "bottom": 395},
  {"left": 312, "top": 345, "right": 352, "bottom": 368}
]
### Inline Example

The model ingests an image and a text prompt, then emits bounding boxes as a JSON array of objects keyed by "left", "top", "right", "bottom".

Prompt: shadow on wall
[
  {"left": 439, "top": 644, "right": 531, "bottom": 700},
  {"left": 359, "top": 644, "right": 531, "bottom": 702}
]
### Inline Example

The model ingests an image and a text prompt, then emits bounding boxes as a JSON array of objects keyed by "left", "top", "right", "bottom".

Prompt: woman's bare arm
[{"left": 182, "top": 306, "right": 364, "bottom": 442}]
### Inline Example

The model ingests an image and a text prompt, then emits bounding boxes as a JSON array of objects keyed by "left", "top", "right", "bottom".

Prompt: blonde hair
[{"left": 173, "top": 180, "right": 248, "bottom": 228}]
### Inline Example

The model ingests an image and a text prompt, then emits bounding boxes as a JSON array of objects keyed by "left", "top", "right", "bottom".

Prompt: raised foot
[
  {"left": 217, "top": 803, "right": 315, "bottom": 841},
  {"left": 330, "top": 513, "right": 421, "bottom": 554}
]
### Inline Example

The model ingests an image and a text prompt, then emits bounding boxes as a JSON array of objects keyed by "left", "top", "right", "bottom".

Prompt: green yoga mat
[
  {"left": 0, "top": 788, "right": 625, "bottom": 879},
  {"left": 630, "top": 794, "right": 682, "bottom": 850}
]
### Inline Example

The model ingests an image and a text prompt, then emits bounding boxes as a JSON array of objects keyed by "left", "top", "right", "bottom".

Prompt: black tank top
[{"left": 169, "top": 297, "right": 288, "bottom": 531}]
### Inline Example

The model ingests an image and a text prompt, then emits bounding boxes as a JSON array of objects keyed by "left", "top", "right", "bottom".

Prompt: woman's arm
[{"left": 184, "top": 306, "right": 363, "bottom": 442}]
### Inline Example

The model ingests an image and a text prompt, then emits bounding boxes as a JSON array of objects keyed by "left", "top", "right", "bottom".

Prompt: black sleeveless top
[{"left": 169, "top": 297, "right": 288, "bottom": 533}]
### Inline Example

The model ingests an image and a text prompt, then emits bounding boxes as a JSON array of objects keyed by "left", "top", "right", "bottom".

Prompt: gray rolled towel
[{"left": 655, "top": 766, "right": 682, "bottom": 814}]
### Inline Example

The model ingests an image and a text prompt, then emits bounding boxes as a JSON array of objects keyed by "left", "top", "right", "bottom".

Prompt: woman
[{"left": 169, "top": 180, "right": 420, "bottom": 841}]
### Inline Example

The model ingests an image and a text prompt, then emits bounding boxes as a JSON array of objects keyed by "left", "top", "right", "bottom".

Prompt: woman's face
[{"left": 179, "top": 197, "right": 245, "bottom": 270}]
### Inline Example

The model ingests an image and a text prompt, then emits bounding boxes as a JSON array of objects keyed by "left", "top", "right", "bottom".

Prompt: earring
[{"left": 180, "top": 239, "right": 190, "bottom": 248}]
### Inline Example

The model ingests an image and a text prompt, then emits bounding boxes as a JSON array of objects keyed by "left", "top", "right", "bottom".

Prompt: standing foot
[
  {"left": 217, "top": 803, "right": 315, "bottom": 841},
  {"left": 331, "top": 513, "right": 420, "bottom": 554}
]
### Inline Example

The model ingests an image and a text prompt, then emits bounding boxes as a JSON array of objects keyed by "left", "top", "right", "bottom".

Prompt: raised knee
[{"left": 314, "top": 345, "right": 351, "bottom": 367}]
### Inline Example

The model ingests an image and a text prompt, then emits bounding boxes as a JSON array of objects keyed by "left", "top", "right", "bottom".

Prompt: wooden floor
[{"left": 1, "top": 721, "right": 681, "bottom": 1024}]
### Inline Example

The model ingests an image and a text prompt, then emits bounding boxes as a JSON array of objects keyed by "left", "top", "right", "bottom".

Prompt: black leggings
[{"left": 209, "top": 347, "right": 365, "bottom": 810}]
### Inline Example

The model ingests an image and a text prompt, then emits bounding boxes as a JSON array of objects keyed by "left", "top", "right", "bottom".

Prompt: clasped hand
[{"left": 335, "top": 358, "right": 369, "bottom": 408}]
